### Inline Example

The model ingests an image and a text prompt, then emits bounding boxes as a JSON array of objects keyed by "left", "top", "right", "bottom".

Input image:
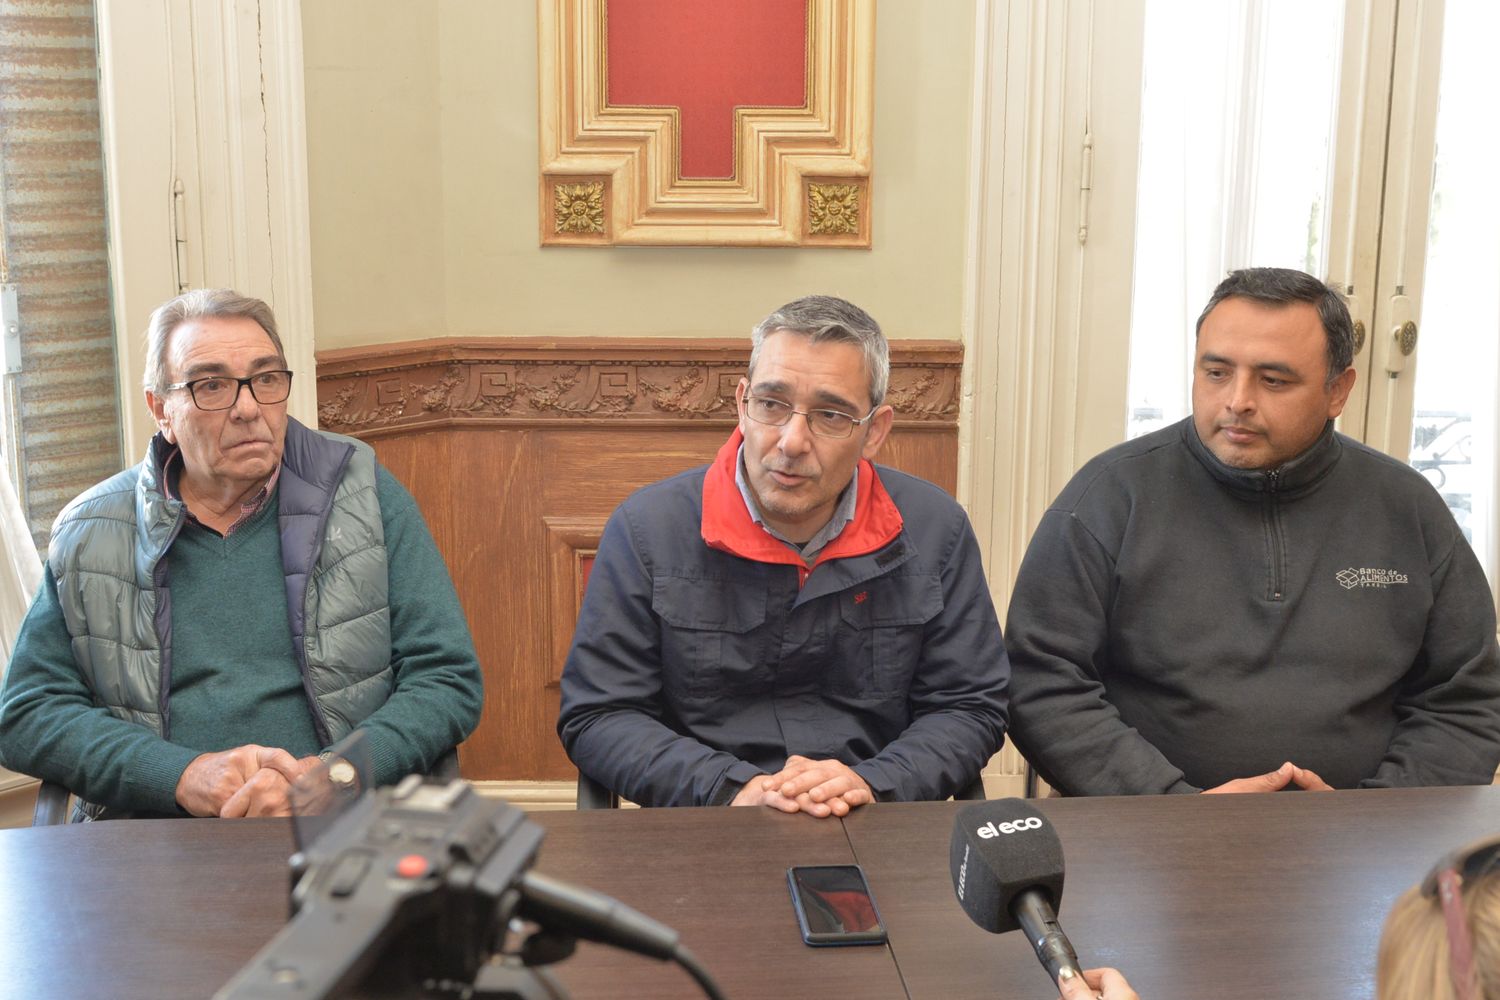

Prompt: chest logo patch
[{"left": 1336, "top": 567, "right": 1409, "bottom": 590}]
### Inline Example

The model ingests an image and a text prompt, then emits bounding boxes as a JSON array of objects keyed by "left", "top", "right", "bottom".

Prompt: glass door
[{"left": 1402, "top": 0, "right": 1499, "bottom": 587}]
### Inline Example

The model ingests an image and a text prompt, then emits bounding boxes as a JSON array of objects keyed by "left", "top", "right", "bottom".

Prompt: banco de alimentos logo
[{"left": 1336, "top": 567, "right": 1409, "bottom": 590}]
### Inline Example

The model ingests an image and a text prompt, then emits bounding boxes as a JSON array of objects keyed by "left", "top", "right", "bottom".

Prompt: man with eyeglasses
[
  {"left": 0, "top": 289, "right": 483, "bottom": 819},
  {"left": 557, "top": 295, "right": 1008, "bottom": 813}
]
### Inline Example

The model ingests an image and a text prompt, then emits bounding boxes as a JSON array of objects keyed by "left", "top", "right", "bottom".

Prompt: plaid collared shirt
[{"left": 162, "top": 447, "right": 281, "bottom": 536}]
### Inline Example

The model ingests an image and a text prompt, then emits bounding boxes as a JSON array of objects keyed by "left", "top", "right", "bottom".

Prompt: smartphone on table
[{"left": 786, "top": 864, "right": 888, "bottom": 947}]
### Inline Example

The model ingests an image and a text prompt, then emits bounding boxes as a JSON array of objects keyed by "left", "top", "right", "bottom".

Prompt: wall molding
[
  {"left": 258, "top": 0, "right": 320, "bottom": 426},
  {"left": 316, "top": 338, "right": 962, "bottom": 436},
  {"left": 543, "top": 516, "right": 606, "bottom": 688},
  {"left": 469, "top": 779, "right": 581, "bottom": 811},
  {"left": 961, "top": 0, "right": 1143, "bottom": 783},
  {"left": 537, "top": 0, "right": 874, "bottom": 246}
]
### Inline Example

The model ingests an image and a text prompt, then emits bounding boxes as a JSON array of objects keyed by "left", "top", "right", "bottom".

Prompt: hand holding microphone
[
  {"left": 949, "top": 798, "right": 1081, "bottom": 984},
  {"left": 1058, "top": 966, "right": 1139, "bottom": 1000},
  {"left": 950, "top": 799, "right": 1139, "bottom": 998}
]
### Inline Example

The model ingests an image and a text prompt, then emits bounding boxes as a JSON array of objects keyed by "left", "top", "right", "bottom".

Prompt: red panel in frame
[
  {"left": 606, "top": 0, "right": 808, "bottom": 180},
  {"left": 539, "top": 0, "right": 873, "bottom": 247}
]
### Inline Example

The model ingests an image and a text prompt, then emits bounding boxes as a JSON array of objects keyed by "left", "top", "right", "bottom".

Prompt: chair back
[
  {"left": 31, "top": 780, "right": 72, "bottom": 826},
  {"left": 954, "top": 775, "right": 987, "bottom": 801},
  {"left": 576, "top": 771, "right": 619, "bottom": 809}
]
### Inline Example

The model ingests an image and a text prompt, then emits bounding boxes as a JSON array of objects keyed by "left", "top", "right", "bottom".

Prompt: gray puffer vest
[{"left": 47, "top": 418, "right": 394, "bottom": 759}]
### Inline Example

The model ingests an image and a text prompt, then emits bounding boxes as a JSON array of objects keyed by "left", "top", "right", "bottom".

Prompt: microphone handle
[
  {"left": 518, "top": 870, "right": 680, "bottom": 960},
  {"left": 1011, "top": 889, "right": 1083, "bottom": 986}
]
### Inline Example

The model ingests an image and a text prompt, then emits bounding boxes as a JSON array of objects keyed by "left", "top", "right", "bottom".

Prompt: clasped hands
[
  {"left": 175, "top": 744, "right": 321, "bottom": 818},
  {"left": 730, "top": 754, "right": 873, "bottom": 818},
  {"left": 1203, "top": 760, "right": 1334, "bottom": 794}
]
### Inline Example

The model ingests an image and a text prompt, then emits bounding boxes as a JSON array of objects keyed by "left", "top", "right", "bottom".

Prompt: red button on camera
[{"left": 395, "top": 854, "right": 429, "bottom": 879}]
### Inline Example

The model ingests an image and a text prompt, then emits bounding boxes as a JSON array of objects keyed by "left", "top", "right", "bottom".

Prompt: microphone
[
  {"left": 518, "top": 870, "right": 681, "bottom": 960},
  {"left": 517, "top": 873, "right": 730, "bottom": 1000},
  {"left": 949, "top": 799, "right": 1083, "bottom": 987}
]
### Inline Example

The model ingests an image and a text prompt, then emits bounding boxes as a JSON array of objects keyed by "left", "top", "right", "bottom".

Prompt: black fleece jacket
[{"left": 1006, "top": 418, "right": 1500, "bottom": 794}]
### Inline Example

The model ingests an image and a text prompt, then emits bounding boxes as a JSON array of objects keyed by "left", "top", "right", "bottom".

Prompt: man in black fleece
[{"left": 1007, "top": 268, "right": 1500, "bottom": 795}]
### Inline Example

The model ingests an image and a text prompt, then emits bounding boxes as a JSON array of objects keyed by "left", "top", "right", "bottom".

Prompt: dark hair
[
  {"left": 1195, "top": 268, "right": 1354, "bottom": 385},
  {"left": 749, "top": 295, "right": 889, "bottom": 406}
]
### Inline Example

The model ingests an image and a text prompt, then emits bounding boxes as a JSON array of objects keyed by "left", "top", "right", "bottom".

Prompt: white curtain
[
  {"left": 0, "top": 460, "right": 40, "bottom": 671},
  {"left": 1124, "top": 0, "right": 1344, "bottom": 440}
]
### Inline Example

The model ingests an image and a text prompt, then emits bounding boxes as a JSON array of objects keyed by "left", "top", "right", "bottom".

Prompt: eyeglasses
[
  {"left": 164, "top": 370, "right": 294, "bottom": 411},
  {"left": 1420, "top": 833, "right": 1500, "bottom": 1000},
  {"left": 743, "top": 396, "right": 878, "bottom": 439}
]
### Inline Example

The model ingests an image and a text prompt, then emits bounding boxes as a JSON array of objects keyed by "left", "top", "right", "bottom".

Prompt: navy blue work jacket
[{"left": 557, "top": 430, "right": 1010, "bottom": 807}]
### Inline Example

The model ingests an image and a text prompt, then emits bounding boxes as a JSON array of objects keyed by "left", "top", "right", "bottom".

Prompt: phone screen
[{"left": 786, "top": 865, "right": 887, "bottom": 946}]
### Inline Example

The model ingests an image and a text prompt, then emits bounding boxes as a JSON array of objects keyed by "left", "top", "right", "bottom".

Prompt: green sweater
[{"left": 0, "top": 467, "right": 482, "bottom": 815}]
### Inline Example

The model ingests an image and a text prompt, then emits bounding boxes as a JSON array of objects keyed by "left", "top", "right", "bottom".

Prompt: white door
[{"left": 96, "top": 0, "right": 318, "bottom": 456}]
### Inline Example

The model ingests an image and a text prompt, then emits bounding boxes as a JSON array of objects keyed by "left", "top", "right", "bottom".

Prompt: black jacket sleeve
[
  {"left": 1005, "top": 510, "right": 1199, "bottom": 795},
  {"left": 1365, "top": 530, "right": 1500, "bottom": 787}
]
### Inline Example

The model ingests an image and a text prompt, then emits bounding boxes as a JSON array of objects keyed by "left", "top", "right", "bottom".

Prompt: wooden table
[
  {"left": 842, "top": 785, "right": 1500, "bottom": 1000},
  {"left": 0, "top": 786, "right": 1496, "bottom": 999},
  {"left": 534, "top": 807, "right": 907, "bottom": 999},
  {"left": 0, "top": 805, "right": 905, "bottom": 1000}
]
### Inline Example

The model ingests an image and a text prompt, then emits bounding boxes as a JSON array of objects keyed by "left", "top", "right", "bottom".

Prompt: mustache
[{"left": 762, "top": 461, "right": 817, "bottom": 478}]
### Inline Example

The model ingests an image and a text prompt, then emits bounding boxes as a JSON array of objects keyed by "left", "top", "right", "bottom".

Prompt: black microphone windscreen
[{"left": 949, "top": 799, "right": 1065, "bottom": 933}]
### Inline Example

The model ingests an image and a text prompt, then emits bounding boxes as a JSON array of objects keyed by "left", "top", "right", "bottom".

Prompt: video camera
[
  {"left": 215, "top": 764, "right": 559, "bottom": 999},
  {"left": 215, "top": 735, "right": 720, "bottom": 1000}
]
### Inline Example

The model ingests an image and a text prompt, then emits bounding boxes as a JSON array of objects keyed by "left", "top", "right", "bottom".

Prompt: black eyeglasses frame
[{"left": 162, "top": 370, "right": 295, "bottom": 412}]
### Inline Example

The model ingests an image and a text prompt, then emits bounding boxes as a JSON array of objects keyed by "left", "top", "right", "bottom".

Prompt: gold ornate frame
[{"left": 537, "top": 0, "right": 874, "bottom": 247}]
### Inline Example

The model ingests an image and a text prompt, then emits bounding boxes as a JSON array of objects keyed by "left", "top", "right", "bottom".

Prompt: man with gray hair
[
  {"left": 1007, "top": 267, "right": 1500, "bottom": 795},
  {"left": 0, "top": 289, "right": 483, "bottom": 819},
  {"left": 558, "top": 295, "right": 1009, "bottom": 813}
]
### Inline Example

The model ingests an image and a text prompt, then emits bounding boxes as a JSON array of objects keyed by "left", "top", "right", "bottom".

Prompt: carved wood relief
[
  {"left": 316, "top": 338, "right": 960, "bottom": 782},
  {"left": 316, "top": 338, "right": 960, "bottom": 435}
]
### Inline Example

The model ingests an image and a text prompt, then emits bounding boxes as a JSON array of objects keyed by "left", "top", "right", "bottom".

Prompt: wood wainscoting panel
[
  {"left": 542, "top": 515, "right": 607, "bottom": 688},
  {"left": 316, "top": 338, "right": 960, "bottom": 781},
  {"left": 364, "top": 429, "right": 455, "bottom": 561},
  {"left": 870, "top": 425, "right": 957, "bottom": 497},
  {"left": 450, "top": 426, "right": 552, "bottom": 778}
]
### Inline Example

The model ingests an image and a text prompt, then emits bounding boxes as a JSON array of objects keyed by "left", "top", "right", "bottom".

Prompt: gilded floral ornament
[
  {"left": 554, "top": 181, "right": 605, "bottom": 234},
  {"left": 808, "top": 183, "right": 861, "bottom": 236}
]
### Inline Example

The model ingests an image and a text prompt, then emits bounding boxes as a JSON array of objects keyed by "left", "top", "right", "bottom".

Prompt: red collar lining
[{"left": 700, "top": 430, "right": 903, "bottom": 574}]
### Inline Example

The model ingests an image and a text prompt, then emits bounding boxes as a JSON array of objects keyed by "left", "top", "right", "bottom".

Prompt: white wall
[{"left": 301, "top": 0, "right": 977, "bottom": 348}]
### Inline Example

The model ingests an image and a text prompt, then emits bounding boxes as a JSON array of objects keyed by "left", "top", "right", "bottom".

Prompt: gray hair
[
  {"left": 1195, "top": 268, "right": 1354, "bottom": 386},
  {"left": 749, "top": 295, "right": 889, "bottom": 406},
  {"left": 143, "top": 288, "right": 285, "bottom": 392}
]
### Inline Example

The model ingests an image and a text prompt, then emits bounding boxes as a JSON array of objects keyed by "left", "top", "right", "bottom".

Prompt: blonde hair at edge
[{"left": 1377, "top": 870, "right": 1500, "bottom": 1000}]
